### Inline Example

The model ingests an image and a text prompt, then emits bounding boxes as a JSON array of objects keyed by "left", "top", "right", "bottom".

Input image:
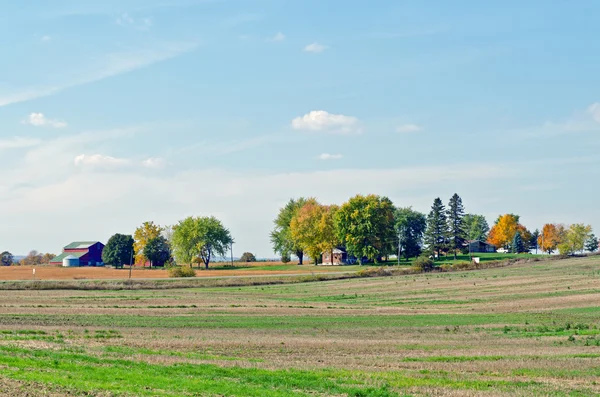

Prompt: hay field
[{"left": 0, "top": 256, "right": 599, "bottom": 396}]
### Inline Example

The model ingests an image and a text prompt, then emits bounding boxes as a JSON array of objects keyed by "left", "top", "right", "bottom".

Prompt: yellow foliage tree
[
  {"left": 558, "top": 224, "right": 592, "bottom": 255},
  {"left": 133, "top": 221, "right": 163, "bottom": 266},
  {"left": 290, "top": 200, "right": 341, "bottom": 264},
  {"left": 538, "top": 223, "right": 565, "bottom": 254},
  {"left": 487, "top": 214, "right": 518, "bottom": 249}
]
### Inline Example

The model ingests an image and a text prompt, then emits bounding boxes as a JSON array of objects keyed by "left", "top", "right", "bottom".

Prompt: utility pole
[
  {"left": 230, "top": 241, "right": 234, "bottom": 267},
  {"left": 128, "top": 249, "right": 133, "bottom": 280}
]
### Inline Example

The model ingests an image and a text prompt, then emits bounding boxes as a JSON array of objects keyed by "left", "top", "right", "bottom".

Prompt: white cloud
[
  {"left": 74, "top": 154, "right": 130, "bottom": 168},
  {"left": 588, "top": 103, "right": 600, "bottom": 123},
  {"left": 319, "top": 153, "right": 343, "bottom": 160},
  {"left": 142, "top": 157, "right": 166, "bottom": 168},
  {"left": 304, "top": 42, "right": 328, "bottom": 53},
  {"left": 0, "top": 137, "right": 42, "bottom": 150},
  {"left": 396, "top": 123, "right": 422, "bottom": 133},
  {"left": 116, "top": 13, "right": 152, "bottom": 30},
  {"left": 24, "top": 113, "right": 67, "bottom": 128},
  {"left": 0, "top": 42, "right": 197, "bottom": 108},
  {"left": 41, "top": 35, "right": 51, "bottom": 42},
  {"left": 267, "top": 32, "right": 285, "bottom": 42},
  {"left": 291, "top": 110, "right": 360, "bottom": 134}
]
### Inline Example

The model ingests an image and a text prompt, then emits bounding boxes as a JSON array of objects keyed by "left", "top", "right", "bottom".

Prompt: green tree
[
  {"left": 512, "top": 231, "right": 524, "bottom": 253},
  {"left": 424, "top": 198, "right": 449, "bottom": 260},
  {"left": 133, "top": 221, "right": 163, "bottom": 266},
  {"left": 270, "top": 198, "right": 307, "bottom": 265},
  {"left": 240, "top": 252, "right": 257, "bottom": 262},
  {"left": 102, "top": 234, "right": 134, "bottom": 268},
  {"left": 530, "top": 229, "right": 540, "bottom": 254},
  {"left": 464, "top": 214, "right": 490, "bottom": 241},
  {"left": 144, "top": 236, "right": 171, "bottom": 267},
  {"left": 395, "top": 207, "right": 426, "bottom": 260},
  {"left": 171, "top": 216, "right": 233, "bottom": 269},
  {"left": 585, "top": 234, "right": 598, "bottom": 252},
  {"left": 447, "top": 193, "right": 466, "bottom": 260},
  {"left": 559, "top": 224, "right": 592, "bottom": 255},
  {"left": 335, "top": 194, "right": 396, "bottom": 264},
  {"left": 0, "top": 251, "right": 13, "bottom": 266}
]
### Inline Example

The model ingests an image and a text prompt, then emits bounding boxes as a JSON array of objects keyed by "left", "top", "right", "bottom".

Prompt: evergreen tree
[
  {"left": 585, "top": 234, "right": 598, "bottom": 252},
  {"left": 530, "top": 229, "right": 540, "bottom": 254},
  {"left": 424, "top": 198, "right": 449, "bottom": 261},
  {"left": 512, "top": 231, "right": 524, "bottom": 253},
  {"left": 447, "top": 193, "right": 466, "bottom": 260}
]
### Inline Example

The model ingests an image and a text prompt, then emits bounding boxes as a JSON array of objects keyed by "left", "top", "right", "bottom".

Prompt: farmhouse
[
  {"left": 466, "top": 240, "right": 496, "bottom": 253},
  {"left": 49, "top": 241, "right": 105, "bottom": 267}
]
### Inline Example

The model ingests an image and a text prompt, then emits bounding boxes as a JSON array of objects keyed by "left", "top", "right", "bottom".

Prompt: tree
[
  {"left": 464, "top": 214, "right": 490, "bottom": 242},
  {"left": 559, "top": 224, "right": 592, "bottom": 255},
  {"left": 538, "top": 223, "right": 565, "bottom": 254},
  {"left": 102, "top": 234, "right": 134, "bottom": 268},
  {"left": 487, "top": 214, "right": 519, "bottom": 249},
  {"left": 144, "top": 236, "right": 171, "bottom": 267},
  {"left": 447, "top": 193, "right": 466, "bottom": 260},
  {"left": 20, "top": 250, "right": 43, "bottom": 266},
  {"left": 512, "top": 231, "right": 524, "bottom": 253},
  {"left": 516, "top": 224, "right": 532, "bottom": 252},
  {"left": 270, "top": 198, "right": 307, "bottom": 265},
  {"left": 395, "top": 207, "right": 427, "bottom": 260},
  {"left": 335, "top": 194, "right": 396, "bottom": 264},
  {"left": 171, "top": 216, "right": 233, "bottom": 269},
  {"left": 530, "top": 229, "right": 540, "bottom": 254},
  {"left": 290, "top": 200, "right": 341, "bottom": 264},
  {"left": 0, "top": 251, "right": 13, "bottom": 266},
  {"left": 424, "top": 198, "right": 449, "bottom": 260},
  {"left": 240, "top": 252, "right": 257, "bottom": 262},
  {"left": 134, "top": 221, "right": 163, "bottom": 266},
  {"left": 585, "top": 234, "right": 598, "bottom": 252}
]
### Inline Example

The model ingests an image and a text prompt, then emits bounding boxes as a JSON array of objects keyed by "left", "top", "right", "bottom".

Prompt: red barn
[{"left": 49, "top": 241, "right": 105, "bottom": 267}]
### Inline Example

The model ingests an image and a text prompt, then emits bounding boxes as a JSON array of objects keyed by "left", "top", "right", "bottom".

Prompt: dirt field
[
  {"left": 0, "top": 262, "right": 352, "bottom": 280},
  {"left": 0, "top": 256, "right": 599, "bottom": 396}
]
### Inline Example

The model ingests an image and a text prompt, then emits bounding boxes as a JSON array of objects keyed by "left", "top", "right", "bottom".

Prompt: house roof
[
  {"left": 323, "top": 248, "right": 346, "bottom": 254},
  {"left": 49, "top": 251, "right": 88, "bottom": 263},
  {"left": 466, "top": 240, "right": 494, "bottom": 246},
  {"left": 64, "top": 241, "right": 102, "bottom": 250}
]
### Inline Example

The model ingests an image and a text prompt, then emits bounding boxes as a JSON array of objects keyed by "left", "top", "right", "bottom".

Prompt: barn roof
[
  {"left": 49, "top": 251, "right": 88, "bottom": 263},
  {"left": 64, "top": 241, "right": 102, "bottom": 249}
]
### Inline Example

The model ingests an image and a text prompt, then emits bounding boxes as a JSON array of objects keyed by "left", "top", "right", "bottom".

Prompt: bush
[
  {"left": 281, "top": 254, "right": 291, "bottom": 264},
  {"left": 240, "top": 252, "right": 257, "bottom": 262},
  {"left": 439, "top": 264, "right": 452, "bottom": 272},
  {"left": 413, "top": 256, "right": 435, "bottom": 272},
  {"left": 168, "top": 266, "right": 196, "bottom": 278}
]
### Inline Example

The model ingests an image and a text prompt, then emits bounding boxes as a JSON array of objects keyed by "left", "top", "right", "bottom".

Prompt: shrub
[
  {"left": 240, "top": 252, "right": 257, "bottom": 262},
  {"left": 413, "top": 256, "right": 434, "bottom": 272},
  {"left": 168, "top": 266, "right": 196, "bottom": 278},
  {"left": 439, "top": 264, "right": 452, "bottom": 272},
  {"left": 281, "top": 254, "right": 291, "bottom": 264}
]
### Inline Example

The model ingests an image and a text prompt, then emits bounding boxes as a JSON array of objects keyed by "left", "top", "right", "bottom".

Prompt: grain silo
[{"left": 62, "top": 255, "right": 80, "bottom": 267}]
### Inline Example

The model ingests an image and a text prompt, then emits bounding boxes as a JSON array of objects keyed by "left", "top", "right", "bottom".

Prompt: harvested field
[{"left": 0, "top": 256, "right": 599, "bottom": 396}]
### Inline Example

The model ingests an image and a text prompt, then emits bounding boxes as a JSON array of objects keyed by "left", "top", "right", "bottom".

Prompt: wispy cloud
[
  {"left": 292, "top": 110, "right": 361, "bottom": 134},
  {"left": 304, "top": 42, "right": 328, "bottom": 53},
  {"left": 142, "top": 157, "right": 166, "bottom": 169},
  {"left": 0, "top": 137, "right": 42, "bottom": 150},
  {"left": 23, "top": 113, "right": 67, "bottom": 128},
  {"left": 588, "top": 103, "right": 600, "bottom": 123},
  {"left": 266, "top": 32, "right": 285, "bottom": 42},
  {"left": 522, "top": 102, "right": 600, "bottom": 137},
  {"left": 41, "top": 35, "right": 52, "bottom": 42},
  {"left": 396, "top": 123, "right": 422, "bottom": 133},
  {"left": 116, "top": 12, "right": 153, "bottom": 30},
  {"left": 319, "top": 153, "right": 343, "bottom": 160},
  {"left": 0, "top": 42, "right": 198, "bottom": 108},
  {"left": 74, "top": 154, "right": 130, "bottom": 168}
]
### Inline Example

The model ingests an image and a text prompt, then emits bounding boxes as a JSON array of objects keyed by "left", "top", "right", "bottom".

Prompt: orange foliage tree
[
  {"left": 487, "top": 214, "right": 518, "bottom": 249},
  {"left": 538, "top": 223, "right": 565, "bottom": 254}
]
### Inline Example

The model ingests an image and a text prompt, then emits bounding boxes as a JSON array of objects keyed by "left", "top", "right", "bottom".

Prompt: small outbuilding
[
  {"left": 50, "top": 241, "right": 105, "bottom": 267},
  {"left": 322, "top": 248, "right": 349, "bottom": 265},
  {"left": 466, "top": 240, "right": 496, "bottom": 253}
]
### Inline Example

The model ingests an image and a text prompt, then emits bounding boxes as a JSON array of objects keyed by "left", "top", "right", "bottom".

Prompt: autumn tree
[
  {"left": 144, "top": 236, "right": 171, "bottom": 267},
  {"left": 447, "top": 193, "right": 466, "bottom": 260},
  {"left": 134, "top": 221, "right": 163, "bottom": 266},
  {"left": 171, "top": 216, "right": 233, "bottom": 269},
  {"left": 424, "top": 198, "right": 449, "bottom": 260},
  {"left": 559, "top": 224, "right": 592, "bottom": 255},
  {"left": 538, "top": 223, "right": 565, "bottom": 254},
  {"left": 270, "top": 198, "right": 307, "bottom": 265},
  {"left": 395, "top": 207, "right": 426, "bottom": 260},
  {"left": 102, "top": 234, "right": 134, "bottom": 268},
  {"left": 0, "top": 251, "right": 13, "bottom": 266},
  {"left": 487, "top": 214, "right": 519, "bottom": 249},
  {"left": 335, "top": 194, "right": 396, "bottom": 264},
  {"left": 463, "top": 214, "right": 490, "bottom": 241},
  {"left": 585, "top": 234, "right": 598, "bottom": 252},
  {"left": 290, "top": 200, "right": 341, "bottom": 264},
  {"left": 240, "top": 252, "right": 257, "bottom": 262}
]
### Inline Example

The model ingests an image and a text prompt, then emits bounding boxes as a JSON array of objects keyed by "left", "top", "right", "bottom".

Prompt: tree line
[
  {"left": 271, "top": 194, "right": 598, "bottom": 264},
  {"left": 0, "top": 250, "right": 55, "bottom": 267},
  {"left": 102, "top": 216, "right": 233, "bottom": 269}
]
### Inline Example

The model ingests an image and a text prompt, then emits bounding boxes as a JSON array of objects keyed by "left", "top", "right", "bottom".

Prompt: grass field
[{"left": 0, "top": 255, "right": 598, "bottom": 396}]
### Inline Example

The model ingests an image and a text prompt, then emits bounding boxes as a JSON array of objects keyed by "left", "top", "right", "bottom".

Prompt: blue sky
[{"left": 1, "top": 0, "right": 599, "bottom": 257}]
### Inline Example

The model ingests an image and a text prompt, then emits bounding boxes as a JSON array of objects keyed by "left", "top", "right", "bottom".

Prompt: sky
[{"left": 1, "top": 0, "right": 599, "bottom": 257}]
